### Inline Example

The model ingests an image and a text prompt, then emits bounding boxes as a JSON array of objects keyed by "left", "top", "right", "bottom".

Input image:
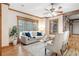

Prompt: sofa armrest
[{"left": 20, "top": 36, "right": 29, "bottom": 44}]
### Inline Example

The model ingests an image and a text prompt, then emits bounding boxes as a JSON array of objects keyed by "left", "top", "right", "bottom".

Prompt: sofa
[{"left": 19, "top": 31, "right": 44, "bottom": 44}]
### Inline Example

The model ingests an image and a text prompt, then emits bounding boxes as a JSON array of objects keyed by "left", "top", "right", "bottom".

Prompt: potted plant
[{"left": 9, "top": 26, "right": 18, "bottom": 45}]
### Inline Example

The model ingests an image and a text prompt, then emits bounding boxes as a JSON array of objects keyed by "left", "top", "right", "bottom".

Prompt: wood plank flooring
[
  {"left": 2, "top": 35, "right": 79, "bottom": 56},
  {"left": 2, "top": 44, "right": 30, "bottom": 56},
  {"left": 64, "top": 35, "right": 79, "bottom": 56},
  {"left": 68, "top": 35, "right": 79, "bottom": 50}
]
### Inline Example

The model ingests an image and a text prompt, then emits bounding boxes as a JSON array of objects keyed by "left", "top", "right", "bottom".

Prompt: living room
[{"left": 0, "top": 3, "right": 79, "bottom": 56}]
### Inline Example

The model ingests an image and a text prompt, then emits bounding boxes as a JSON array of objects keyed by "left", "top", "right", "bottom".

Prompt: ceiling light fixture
[{"left": 44, "top": 3, "right": 63, "bottom": 17}]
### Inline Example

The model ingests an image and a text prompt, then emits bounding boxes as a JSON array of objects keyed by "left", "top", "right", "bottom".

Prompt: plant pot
[
  {"left": 9, "top": 36, "right": 14, "bottom": 43},
  {"left": 13, "top": 37, "right": 17, "bottom": 45}
]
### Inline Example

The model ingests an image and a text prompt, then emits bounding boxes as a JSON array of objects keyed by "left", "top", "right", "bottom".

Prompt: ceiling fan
[{"left": 44, "top": 3, "right": 63, "bottom": 16}]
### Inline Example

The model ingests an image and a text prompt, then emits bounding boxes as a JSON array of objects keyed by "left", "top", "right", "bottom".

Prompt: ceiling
[{"left": 9, "top": 3, "right": 79, "bottom": 17}]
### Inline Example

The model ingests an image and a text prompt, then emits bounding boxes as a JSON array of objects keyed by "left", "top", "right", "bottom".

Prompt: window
[{"left": 18, "top": 17, "right": 38, "bottom": 33}]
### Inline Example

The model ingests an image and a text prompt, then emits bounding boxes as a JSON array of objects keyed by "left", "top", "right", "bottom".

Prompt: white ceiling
[{"left": 9, "top": 3, "right": 79, "bottom": 17}]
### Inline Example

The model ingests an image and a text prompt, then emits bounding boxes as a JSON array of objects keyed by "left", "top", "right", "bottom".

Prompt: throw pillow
[
  {"left": 25, "top": 32, "right": 31, "bottom": 37},
  {"left": 37, "top": 32, "right": 42, "bottom": 36}
]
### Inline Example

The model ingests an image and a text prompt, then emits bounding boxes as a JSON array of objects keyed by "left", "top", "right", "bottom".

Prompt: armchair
[
  {"left": 45, "top": 31, "right": 69, "bottom": 56},
  {"left": 45, "top": 33, "right": 64, "bottom": 55}
]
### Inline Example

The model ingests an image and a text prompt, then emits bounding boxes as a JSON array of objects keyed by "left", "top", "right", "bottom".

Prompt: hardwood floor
[
  {"left": 68, "top": 35, "right": 79, "bottom": 49},
  {"left": 2, "top": 43, "right": 30, "bottom": 56},
  {"left": 2, "top": 35, "right": 79, "bottom": 56},
  {"left": 64, "top": 35, "right": 79, "bottom": 56}
]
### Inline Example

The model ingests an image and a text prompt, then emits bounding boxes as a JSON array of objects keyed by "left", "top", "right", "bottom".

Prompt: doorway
[
  {"left": 64, "top": 10, "right": 79, "bottom": 35},
  {"left": 73, "top": 20, "right": 79, "bottom": 34}
]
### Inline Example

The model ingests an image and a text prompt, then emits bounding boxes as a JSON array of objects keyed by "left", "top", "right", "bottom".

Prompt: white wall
[
  {"left": 45, "top": 18, "right": 50, "bottom": 35},
  {"left": 2, "top": 4, "right": 9, "bottom": 47},
  {"left": 58, "top": 15, "right": 63, "bottom": 33},
  {"left": 38, "top": 19, "right": 45, "bottom": 33}
]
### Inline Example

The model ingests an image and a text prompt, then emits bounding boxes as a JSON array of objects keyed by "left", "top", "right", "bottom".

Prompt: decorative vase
[{"left": 13, "top": 37, "right": 17, "bottom": 45}]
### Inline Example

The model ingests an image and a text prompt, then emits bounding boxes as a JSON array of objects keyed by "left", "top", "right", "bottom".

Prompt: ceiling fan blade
[
  {"left": 44, "top": 8, "right": 50, "bottom": 12},
  {"left": 50, "top": 8, "right": 55, "bottom": 12},
  {"left": 54, "top": 11, "right": 63, "bottom": 13},
  {"left": 45, "top": 8, "right": 53, "bottom": 13}
]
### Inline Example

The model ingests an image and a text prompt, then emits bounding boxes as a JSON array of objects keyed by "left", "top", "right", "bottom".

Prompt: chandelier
[{"left": 44, "top": 3, "right": 63, "bottom": 17}]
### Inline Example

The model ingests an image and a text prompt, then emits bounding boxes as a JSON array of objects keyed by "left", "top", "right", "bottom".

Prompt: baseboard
[{"left": 2, "top": 43, "right": 13, "bottom": 48}]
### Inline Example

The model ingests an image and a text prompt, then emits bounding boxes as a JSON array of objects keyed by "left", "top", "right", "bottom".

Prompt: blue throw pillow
[
  {"left": 25, "top": 33, "right": 28, "bottom": 36},
  {"left": 37, "top": 32, "right": 42, "bottom": 36},
  {"left": 25, "top": 32, "right": 31, "bottom": 37},
  {"left": 28, "top": 32, "right": 31, "bottom": 37}
]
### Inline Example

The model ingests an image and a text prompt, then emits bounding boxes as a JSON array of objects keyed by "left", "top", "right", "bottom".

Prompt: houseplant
[{"left": 9, "top": 26, "right": 18, "bottom": 45}]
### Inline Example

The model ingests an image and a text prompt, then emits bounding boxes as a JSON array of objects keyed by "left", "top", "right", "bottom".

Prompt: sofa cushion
[
  {"left": 25, "top": 32, "right": 31, "bottom": 37},
  {"left": 37, "top": 32, "right": 42, "bottom": 36},
  {"left": 29, "top": 31, "right": 35, "bottom": 37}
]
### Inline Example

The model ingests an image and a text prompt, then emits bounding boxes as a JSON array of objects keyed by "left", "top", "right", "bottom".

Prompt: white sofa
[{"left": 19, "top": 31, "right": 44, "bottom": 44}]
